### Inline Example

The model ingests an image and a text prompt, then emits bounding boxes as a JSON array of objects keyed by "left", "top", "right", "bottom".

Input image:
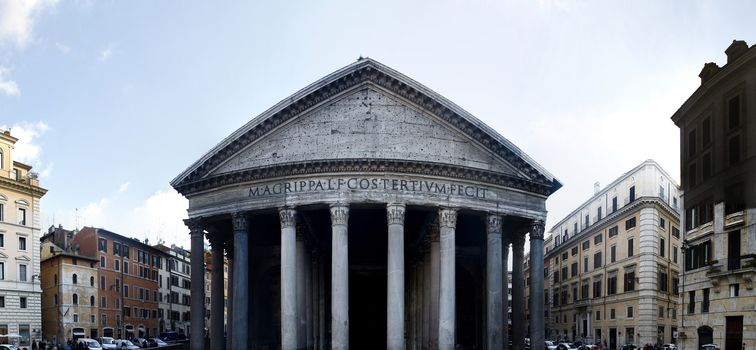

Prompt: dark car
[{"left": 159, "top": 332, "right": 187, "bottom": 343}]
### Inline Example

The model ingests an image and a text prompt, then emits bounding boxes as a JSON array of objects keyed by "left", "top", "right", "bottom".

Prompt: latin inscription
[{"left": 249, "top": 177, "right": 488, "bottom": 199}]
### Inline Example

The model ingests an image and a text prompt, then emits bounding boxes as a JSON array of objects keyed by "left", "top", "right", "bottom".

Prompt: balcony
[
  {"left": 724, "top": 210, "right": 746, "bottom": 228},
  {"left": 706, "top": 257, "right": 756, "bottom": 291}
]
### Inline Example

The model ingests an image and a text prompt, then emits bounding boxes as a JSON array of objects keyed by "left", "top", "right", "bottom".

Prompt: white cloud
[
  {"left": 0, "top": 121, "right": 49, "bottom": 163},
  {"left": 80, "top": 197, "right": 111, "bottom": 226},
  {"left": 0, "top": 66, "right": 20, "bottom": 96},
  {"left": 54, "top": 42, "right": 70, "bottom": 54},
  {"left": 99, "top": 45, "right": 114, "bottom": 61},
  {"left": 130, "top": 189, "right": 189, "bottom": 246},
  {"left": 38, "top": 161, "right": 53, "bottom": 178},
  {"left": 0, "top": 0, "right": 59, "bottom": 48},
  {"left": 118, "top": 181, "right": 131, "bottom": 193}
]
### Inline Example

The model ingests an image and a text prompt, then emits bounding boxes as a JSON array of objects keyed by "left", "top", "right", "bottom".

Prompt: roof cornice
[
  {"left": 0, "top": 176, "right": 48, "bottom": 197},
  {"left": 171, "top": 58, "right": 561, "bottom": 195}
]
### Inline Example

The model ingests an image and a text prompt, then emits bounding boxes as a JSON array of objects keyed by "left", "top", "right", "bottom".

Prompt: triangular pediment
[
  {"left": 172, "top": 58, "right": 561, "bottom": 195},
  {"left": 15, "top": 255, "right": 31, "bottom": 261},
  {"left": 0, "top": 251, "right": 8, "bottom": 259}
]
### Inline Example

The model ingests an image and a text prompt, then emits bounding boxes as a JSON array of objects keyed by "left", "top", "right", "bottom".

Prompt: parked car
[
  {"left": 159, "top": 331, "right": 187, "bottom": 343},
  {"left": 579, "top": 345, "right": 599, "bottom": 350},
  {"left": 701, "top": 344, "right": 718, "bottom": 350},
  {"left": 546, "top": 341, "right": 557, "bottom": 350},
  {"left": 662, "top": 344, "right": 678, "bottom": 350},
  {"left": 99, "top": 337, "right": 117, "bottom": 350},
  {"left": 0, "top": 345, "right": 18, "bottom": 350},
  {"left": 135, "top": 338, "right": 150, "bottom": 347},
  {"left": 77, "top": 338, "right": 103, "bottom": 350},
  {"left": 147, "top": 338, "right": 169, "bottom": 347},
  {"left": 113, "top": 339, "right": 140, "bottom": 349},
  {"left": 620, "top": 344, "right": 638, "bottom": 350},
  {"left": 557, "top": 343, "right": 578, "bottom": 350}
]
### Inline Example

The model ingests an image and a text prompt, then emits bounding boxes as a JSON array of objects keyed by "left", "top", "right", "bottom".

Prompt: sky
[{"left": 0, "top": 0, "right": 753, "bottom": 249}]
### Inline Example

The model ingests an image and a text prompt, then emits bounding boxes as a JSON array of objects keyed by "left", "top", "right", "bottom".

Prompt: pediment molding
[
  {"left": 0, "top": 251, "right": 8, "bottom": 259},
  {"left": 172, "top": 59, "right": 561, "bottom": 196},
  {"left": 15, "top": 254, "right": 31, "bottom": 261},
  {"left": 177, "top": 158, "right": 554, "bottom": 196}
]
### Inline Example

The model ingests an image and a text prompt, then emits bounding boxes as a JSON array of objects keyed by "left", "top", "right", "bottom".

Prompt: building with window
[
  {"left": 154, "top": 243, "right": 193, "bottom": 337},
  {"left": 71, "top": 227, "right": 162, "bottom": 339},
  {"left": 0, "top": 130, "right": 48, "bottom": 347},
  {"left": 40, "top": 225, "right": 100, "bottom": 344},
  {"left": 671, "top": 40, "right": 756, "bottom": 350},
  {"left": 545, "top": 160, "right": 681, "bottom": 349}
]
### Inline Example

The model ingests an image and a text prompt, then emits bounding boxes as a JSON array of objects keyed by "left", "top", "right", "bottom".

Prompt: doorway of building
[
  {"left": 725, "top": 316, "right": 743, "bottom": 350},
  {"left": 609, "top": 328, "right": 617, "bottom": 350},
  {"left": 697, "top": 326, "right": 713, "bottom": 350}
]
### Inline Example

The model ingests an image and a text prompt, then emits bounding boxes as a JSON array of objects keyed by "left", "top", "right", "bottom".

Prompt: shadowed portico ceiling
[{"left": 171, "top": 58, "right": 561, "bottom": 196}]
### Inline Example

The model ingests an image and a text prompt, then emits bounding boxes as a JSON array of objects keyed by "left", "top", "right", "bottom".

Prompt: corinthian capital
[
  {"left": 438, "top": 208, "right": 458, "bottom": 229},
  {"left": 487, "top": 214, "right": 502, "bottom": 235},
  {"left": 184, "top": 217, "right": 204, "bottom": 235},
  {"left": 386, "top": 203, "right": 406, "bottom": 225},
  {"left": 530, "top": 220, "right": 545, "bottom": 240},
  {"left": 330, "top": 204, "right": 349, "bottom": 226},
  {"left": 232, "top": 212, "right": 248, "bottom": 232},
  {"left": 279, "top": 207, "right": 297, "bottom": 229}
]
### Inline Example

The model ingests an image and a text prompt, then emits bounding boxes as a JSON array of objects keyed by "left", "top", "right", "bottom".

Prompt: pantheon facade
[{"left": 171, "top": 58, "right": 561, "bottom": 350}]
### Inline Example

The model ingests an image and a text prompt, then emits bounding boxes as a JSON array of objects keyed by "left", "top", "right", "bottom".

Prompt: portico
[{"left": 171, "top": 58, "right": 560, "bottom": 349}]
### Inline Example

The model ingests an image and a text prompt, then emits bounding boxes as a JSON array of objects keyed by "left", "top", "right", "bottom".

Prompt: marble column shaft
[
  {"left": 486, "top": 215, "right": 503, "bottom": 350},
  {"left": 210, "top": 237, "right": 226, "bottom": 350},
  {"left": 297, "top": 228, "right": 307, "bottom": 348},
  {"left": 387, "top": 203, "right": 406, "bottom": 350},
  {"left": 279, "top": 208, "right": 298, "bottom": 350},
  {"left": 502, "top": 239, "right": 510, "bottom": 350},
  {"left": 529, "top": 221, "right": 546, "bottom": 350},
  {"left": 511, "top": 233, "right": 526, "bottom": 350},
  {"left": 429, "top": 226, "right": 440, "bottom": 350},
  {"left": 225, "top": 245, "right": 234, "bottom": 350},
  {"left": 438, "top": 208, "right": 457, "bottom": 350},
  {"left": 331, "top": 204, "right": 350, "bottom": 350},
  {"left": 231, "top": 213, "right": 250, "bottom": 350},
  {"left": 185, "top": 218, "right": 206, "bottom": 350}
]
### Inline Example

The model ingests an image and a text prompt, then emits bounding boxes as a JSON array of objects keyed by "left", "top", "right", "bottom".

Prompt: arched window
[
  {"left": 90, "top": 295, "right": 95, "bottom": 306},
  {"left": 90, "top": 276, "right": 95, "bottom": 287},
  {"left": 72, "top": 274, "right": 77, "bottom": 284},
  {"left": 73, "top": 294, "right": 78, "bottom": 305}
]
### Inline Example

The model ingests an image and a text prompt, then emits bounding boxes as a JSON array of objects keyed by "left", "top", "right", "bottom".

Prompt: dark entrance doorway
[
  {"left": 725, "top": 316, "right": 743, "bottom": 350},
  {"left": 349, "top": 208, "right": 388, "bottom": 349},
  {"left": 609, "top": 328, "right": 617, "bottom": 350},
  {"left": 697, "top": 326, "right": 713, "bottom": 350}
]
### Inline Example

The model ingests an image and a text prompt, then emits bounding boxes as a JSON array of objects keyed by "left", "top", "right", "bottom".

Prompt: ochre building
[{"left": 171, "top": 59, "right": 561, "bottom": 350}]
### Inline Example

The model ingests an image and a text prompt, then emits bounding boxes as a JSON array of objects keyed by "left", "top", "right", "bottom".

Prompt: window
[
  {"left": 562, "top": 252, "right": 568, "bottom": 261},
  {"left": 688, "top": 129, "right": 697, "bottom": 157},
  {"left": 113, "top": 242, "right": 121, "bottom": 256},
  {"left": 582, "top": 241, "right": 590, "bottom": 251},
  {"left": 688, "top": 291, "right": 695, "bottom": 314},
  {"left": 593, "top": 252, "right": 602, "bottom": 269},
  {"left": 0, "top": 233, "right": 3, "bottom": 247},
  {"left": 685, "top": 240, "right": 711, "bottom": 271},
  {"left": 728, "top": 95, "right": 741, "bottom": 130},
  {"left": 596, "top": 310, "right": 601, "bottom": 320},
  {"left": 585, "top": 215, "right": 590, "bottom": 228},
  {"left": 730, "top": 284, "right": 740, "bottom": 297},
  {"left": 571, "top": 263, "right": 578, "bottom": 277},
  {"left": 607, "top": 274, "right": 617, "bottom": 295},
  {"left": 124, "top": 285, "right": 129, "bottom": 298},
  {"left": 625, "top": 217, "right": 636, "bottom": 230},
  {"left": 624, "top": 270, "right": 635, "bottom": 292},
  {"left": 124, "top": 262, "right": 129, "bottom": 274},
  {"left": 99, "top": 238, "right": 107, "bottom": 252},
  {"left": 612, "top": 197, "right": 618, "bottom": 212},
  {"left": 593, "top": 279, "right": 602, "bottom": 298},
  {"left": 90, "top": 276, "right": 94, "bottom": 287},
  {"left": 597, "top": 207, "right": 602, "bottom": 220},
  {"left": 584, "top": 257, "right": 589, "bottom": 273},
  {"left": 17, "top": 208, "right": 26, "bottom": 225},
  {"left": 660, "top": 238, "right": 666, "bottom": 257},
  {"left": 20, "top": 297, "right": 26, "bottom": 308},
  {"left": 122, "top": 245, "right": 129, "bottom": 258},
  {"left": 610, "top": 245, "right": 616, "bottom": 263},
  {"left": 72, "top": 274, "right": 77, "bottom": 284},
  {"left": 660, "top": 217, "right": 666, "bottom": 228},
  {"left": 90, "top": 295, "right": 95, "bottom": 306},
  {"left": 572, "top": 247, "right": 578, "bottom": 256},
  {"left": 702, "top": 116, "right": 711, "bottom": 146},
  {"left": 101, "top": 296, "right": 106, "bottom": 308},
  {"left": 561, "top": 267, "right": 568, "bottom": 281},
  {"left": 18, "top": 264, "right": 26, "bottom": 282},
  {"left": 17, "top": 236, "right": 26, "bottom": 251},
  {"left": 627, "top": 328, "right": 635, "bottom": 345},
  {"left": 672, "top": 226, "right": 680, "bottom": 239},
  {"left": 627, "top": 306, "right": 633, "bottom": 318},
  {"left": 671, "top": 309, "right": 677, "bottom": 319},
  {"left": 673, "top": 276, "right": 680, "bottom": 295},
  {"left": 609, "top": 225, "right": 618, "bottom": 237},
  {"left": 628, "top": 238, "right": 634, "bottom": 257},
  {"left": 673, "top": 246, "right": 678, "bottom": 264},
  {"left": 572, "top": 284, "right": 578, "bottom": 302},
  {"left": 91, "top": 315, "right": 95, "bottom": 323},
  {"left": 581, "top": 282, "right": 589, "bottom": 299},
  {"left": 100, "top": 256, "right": 105, "bottom": 268},
  {"left": 574, "top": 223, "right": 578, "bottom": 234},
  {"left": 0, "top": 296, "right": 4, "bottom": 307},
  {"left": 101, "top": 276, "right": 106, "bottom": 290},
  {"left": 73, "top": 294, "right": 78, "bottom": 305},
  {"left": 115, "top": 260, "right": 120, "bottom": 271},
  {"left": 658, "top": 269, "right": 668, "bottom": 292},
  {"left": 73, "top": 314, "right": 79, "bottom": 323},
  {"left": 610, "top": 308, "right": 616, "bottom": 319},
  {"left": 702, "top": 288, "right": 710, "bottom": 313},
  {"left": 54, "top": 294, "right": 58, "bottom": 305},
  {"left": 594, "top": 234, "right": 602, "bottom": 244},
  {"left": 0, "top": 262, "right": 4, "bottom": 280},
  {"left": 554, "top": 272, "right": 559, "bottom": 284},
  {"left": 629, "top": 186, "right": 635, "bottom": 202}
]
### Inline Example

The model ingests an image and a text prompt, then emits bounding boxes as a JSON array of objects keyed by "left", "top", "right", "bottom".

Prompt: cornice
[
  {"left": 172, "top": 60, "right": 561, "bottom": 195},
  {"left": 174, "top": 158, "right": 554, "bottom": 196},
  {"left": 0, "top": 176, "right": 48, "bottom": 197},
  {"left": 545, "top": 197, "right": 680, "bottom": 258}
]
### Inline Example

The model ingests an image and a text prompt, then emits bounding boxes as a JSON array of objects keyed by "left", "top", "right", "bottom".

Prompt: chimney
[
  {"left": 725, "top": 40, "right": 749, "bottom": 64},
  {"left": 699, "top": 62, "right": 721, "bottom": 85},
  {"left": 594, "top": 182, "right": 601, "bottom": 195}
]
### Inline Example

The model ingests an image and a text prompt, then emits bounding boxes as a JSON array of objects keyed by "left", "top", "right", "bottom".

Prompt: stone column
[
  {"left": 429, "top": 224, "right": 440, "bottom": 350},
  {"left": 185, "top": 218, "right": 206, "bottom": 350},
  {"left": 438, "top": 208, "right": 457, "bottom": 350},
  {"left": 330, "top": 204, "right": 350, "bottom": 350},
  {"left": 210, "top": 236, "right": 226, "bottom": 350},
  {"left": 386, "top": 203, "right": 406, "bottom": 350},
  {"left": 511, "top": 233, "right": 526, "bottom": 350},
  {"left": 231, "top": 212, "right": 250, "bottom": 350},
  {"left": 529, "top": 221, "right": 546, "bottom": 350},
  {"left": 318, "top": 254, "right": 326, "bottom": 350},
  {"left": 486, "top": 214, "right": 504, "bottom": 350},
  {"left": 297, "top": 225, "right": 307, "bottom": 348},
  {"left": 306, "top": 247, "right": 313, "bottom": 349},
  {"left": 279, "top": 207, "right": 298, "bottom": 350},
  {"left": 502, "top": 239, "right": 510, "bottom": 350},
  {"left": 225, "top": 242, "right": 234, "bottom": 350}
]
